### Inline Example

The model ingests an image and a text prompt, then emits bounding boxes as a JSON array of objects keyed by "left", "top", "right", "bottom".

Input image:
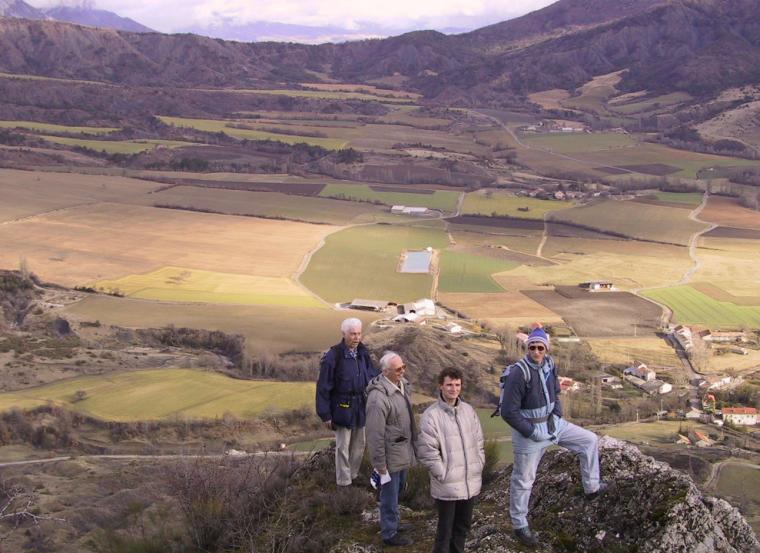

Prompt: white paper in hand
[{"left": 380, "top": 472, "right": 392, "bottom": 486}]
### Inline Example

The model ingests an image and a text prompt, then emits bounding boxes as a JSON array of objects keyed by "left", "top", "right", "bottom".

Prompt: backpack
[{"left": 491, "top": 360, "right": 531, "bottom": 418}]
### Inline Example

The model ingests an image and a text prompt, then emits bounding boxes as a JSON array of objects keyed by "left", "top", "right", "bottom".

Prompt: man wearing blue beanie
[{"left": 501, "top": 324, "right": 606, "bottom": 547}]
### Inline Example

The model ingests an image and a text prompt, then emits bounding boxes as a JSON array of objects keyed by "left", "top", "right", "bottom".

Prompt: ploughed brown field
[
  {"left": 700, "top": 196, "right": 760, "bottom": 230},
  {"left": 449, "top": 215, "right": 545, "bottom": 231},
  {"left": 523, "top": 286, "right": 663, "bottom": 337},
  {"left": 157, "top": 178, "right": 327, "bottom": 196},
  {"left": 690, "top": 282, "right": 760, "bottom": 307},
  {"left": 546, "top": 221, "right": 621, "bottom": 240},
  {"left": 703, "top": 226, "right": 760, "bottom": 240}
]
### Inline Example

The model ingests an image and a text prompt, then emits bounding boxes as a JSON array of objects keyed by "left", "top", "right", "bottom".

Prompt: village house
[
  {"left": 348, "top": 299, "right": 392, "bottom": 312},
  {"left": 624, "top": 361, "right": 656, "bottom": 382},
  {"left": 701, "top": 330, "right": 749, "bottom": 343},
  {"left": 699, "top": 374, "right": 739, "bottom": 391},
  {"left": 600, "top": 374, "right": 623, "bottom": 389},
  {"left": 580, "top": 281, "right": 614, "bottom": 292},
  {"left": 394, "top": 298, "right": 436, "bottom": 322},
  {"left": 722, "top": 407, "right": 758, "bottom": 426},
  {"left": 624, "top": 374, "right": 672, "bottom": 395}
]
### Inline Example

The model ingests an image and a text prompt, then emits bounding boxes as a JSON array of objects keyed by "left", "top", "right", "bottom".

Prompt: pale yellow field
[
  {"left": 496, "top": 243, "right": 691, "bottom": 291},
  {"left": 0, "top": 202, "right": 336, "bottom": 286},
  {"left": 0, "top": 168, "right": 161, "bottom": 222},
  {"left": 694, "top": 237, "right": 760, "bottom": 297},
  {"left": 439, "top": 292, "right": 563, "bottom": 328},
  {"left": 702, "top": 348, "right": 760, "bottom": 374},
  {"left": 586, "top": 337, "right": 681, "bottom": 367},
  {"left": 528, "top": 89, "right": 572, "bottom": 111},
  {"left": 63, "top": 296, "right": 380, "bottom": 354},
  {"left": 93, "top": 266, "right": 324, "bottom": 308}
]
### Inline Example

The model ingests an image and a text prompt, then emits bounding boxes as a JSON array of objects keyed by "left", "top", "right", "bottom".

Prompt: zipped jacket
[
  {"left": 315, "top": 341, "right": 377, "bottom": 428},
  {"left": 417, "top": 394, "right": 484, "bottom": 501},
  {"left": 501, "top": 356, "right": 562, "bottom": 439},
  {"left": 365, "top": 375, "right": 416, "bottom": 472}
]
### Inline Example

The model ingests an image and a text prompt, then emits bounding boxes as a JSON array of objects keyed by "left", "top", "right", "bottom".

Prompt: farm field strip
[
  {"left": 146, "top": 185, "right": 397, "bottom": 225},
  {"left": 157, "top": 116, "right": 349, "bottom": 149},
  {"left": 549, "top": 199, "right": 707, "bottom": 245},
  {"left": 692, "top": 238, "right": 760, "bottom": 297},
  {"left": 319, "top": 183, "right": 460, "bottom": 211},
  {"left": 462, "top": 191, "right": 570, "bottom": 219},
  {"left": 438, "top": 291, "right": 563, "bottom": 326},
  {"left": 0, "top": 203, "right": 335, "bottom": 287},
  {"left": 301, "top": 224, "right": 449, "bottom": 303},
  {"left": 700, "top": 196, "right": 760, "bottom": 230},
  {"left": 642, "top": 285, "right": 760, "bottom": 327},
  {"left": 586, "top": 337, "right": 681, "bottom": 367},
  {"left": 92, "top": 266, "right": 324, "bottom": 308},
  {"left": 40, "top": 136, "right": 192, "bottom": 154},
  {"left": 520, "top": 132, "right": 638, "bottom": 153},
  {"left": 0, "top": 120, "right": 119, "bottom": 135},
  {"left": 437, "top": 250, "right": 517, "bottom": 293},
  {"left": 0, "top": 368, "right": 315, "bottom": 421},
  {"left": 194, "top": 87, "right": 416, "bottom": 104}
]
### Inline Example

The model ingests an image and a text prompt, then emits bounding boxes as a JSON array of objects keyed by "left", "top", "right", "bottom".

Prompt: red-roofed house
[
  {"left": 558, "top": 376, "right": 580, "bottom": 393},
  {"left": 722, "top": 407, "right": 758, "bottom": 426}
]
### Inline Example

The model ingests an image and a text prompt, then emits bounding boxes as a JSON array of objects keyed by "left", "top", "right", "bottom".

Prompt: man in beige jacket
[{"left": 418, "top": 367, "right": 485, "bottom": 553}]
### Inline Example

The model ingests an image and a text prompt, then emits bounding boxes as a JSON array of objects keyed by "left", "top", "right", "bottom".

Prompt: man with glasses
[
  {"left": 366, "top": 351, "right": 416, "bottom": 547},
  {"left": 501, "top": 325, "right": 606, "bottom": 547}
]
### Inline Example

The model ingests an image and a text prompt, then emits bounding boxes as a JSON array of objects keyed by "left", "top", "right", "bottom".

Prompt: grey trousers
[
  {"left": 509, "top": 421, "right": 600, "bottom": 529},
  {"left": 335, "top": 425, "right": 365, "bottom": 486}
]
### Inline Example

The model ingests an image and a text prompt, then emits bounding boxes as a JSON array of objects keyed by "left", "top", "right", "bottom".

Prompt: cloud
[{"left": 27, "top": 0, "right": 555, "bottom": 34}]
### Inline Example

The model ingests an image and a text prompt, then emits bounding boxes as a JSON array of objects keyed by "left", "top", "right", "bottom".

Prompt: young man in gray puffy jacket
[{"left": 417, "top": 367, "right": 485, "bottom": 553}]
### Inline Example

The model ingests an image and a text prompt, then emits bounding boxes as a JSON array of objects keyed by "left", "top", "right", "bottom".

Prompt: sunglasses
[{"left": 528, "top": 345, "right": 546, "bottom": 352}]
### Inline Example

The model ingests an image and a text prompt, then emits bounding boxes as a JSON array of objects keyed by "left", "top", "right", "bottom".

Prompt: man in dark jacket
[
  {"left": 316, "top": 318, "right": 378, "bottom": 486},
  {"left": 501, "top": 325, "right": 606, "bottom": 547}
]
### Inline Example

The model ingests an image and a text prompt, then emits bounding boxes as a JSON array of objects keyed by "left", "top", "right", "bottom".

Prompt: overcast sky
[{"left": 28, "top": 0, "right": 557, "bottom": 36}]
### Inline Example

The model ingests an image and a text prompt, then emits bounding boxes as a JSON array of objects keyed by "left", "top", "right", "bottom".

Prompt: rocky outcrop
[{"left": 475, "top": 436, "right": 760, "bottom": 553}]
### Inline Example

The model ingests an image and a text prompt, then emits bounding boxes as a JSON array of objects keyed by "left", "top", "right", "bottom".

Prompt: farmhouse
[
  {"left": 625, "top": 374, "right": 672, "bottom": 395},
  {"left": 699, "top": 374, "right": 739, "bottom": 391},
  {"left": 558, "top": 376, "right": 580, "bottom": 393},
  {"left": 672, "top": 325, "right": 694, "bottom": 351},
  {"left": 349, "top": 299, "right": 392, "bottom": 312},
  {"left": 722, "top": 407, "right": 758, "bottom": 426},
  {"left": 624, "top": 361, "right": 656, "bottom": 382},
  {"left": 394, "top": 298, "right": 437, "bottom": 322},
  {"left": 600, "top": 375, "right": 623, "bottom": 389},
  {"left": 580, "top": 281, "right": 614, "bottom": 292},
  {"left": 391, "top": 205, "right": 430, "bottom": 216}
]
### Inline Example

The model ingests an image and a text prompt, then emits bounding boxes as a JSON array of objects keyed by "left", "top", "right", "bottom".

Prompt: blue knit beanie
[{"left": 526, "top": 324, "right": 550, "bottom": 351}]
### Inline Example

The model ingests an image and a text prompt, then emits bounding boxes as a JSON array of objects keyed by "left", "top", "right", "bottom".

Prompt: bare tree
[{"left": 0, "top": 479, "right": 64, "bottom": 543}]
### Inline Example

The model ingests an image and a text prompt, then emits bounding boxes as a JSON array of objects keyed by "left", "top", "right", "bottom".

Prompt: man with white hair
[
  {"left": 316, "top": 317, "right": 378, "bottom": 487},
  {"left": 366, "top": 351, "right": 416, "bottom": 547}
]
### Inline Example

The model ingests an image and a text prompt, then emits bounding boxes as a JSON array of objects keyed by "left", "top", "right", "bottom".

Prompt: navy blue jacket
[
  {"left": 501, "top": 358, "right": 562, "bottom": 438},
  {"left": 316, "top": 341, "right": 378, "bottom": 428}
]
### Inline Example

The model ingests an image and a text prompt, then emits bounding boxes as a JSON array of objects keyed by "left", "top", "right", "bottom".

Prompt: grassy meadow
[
  {"left": 93, "top": 266, "right": 324, "bottom": 308},
  {"left": 437, "top": 250, "right": 517, "bottom": 293},
  {"left": 462, "top": 191, "right": 569, "bottom": 219},
  {"left": 0, "top": 369, "right": 315, "bottom": 421},
  {"left": 41, "top": 136, "right": 191, "bottom": 154},
  {"left": 319, "top": 183, "right": 460, "bottom": 211},
  {"left": 301, "top": 224, "right": 449, "bottom": 303},
  {"left": 642, "top": 285, "right": 760, "bottom": 327}
]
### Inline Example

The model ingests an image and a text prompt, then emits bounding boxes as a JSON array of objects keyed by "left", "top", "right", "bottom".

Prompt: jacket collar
[
  {"left": 339, "top": 340, "right": 367, "bottom": 357},
  {"left": 437, "top": 392, "right": 459, "bottom": 413}
]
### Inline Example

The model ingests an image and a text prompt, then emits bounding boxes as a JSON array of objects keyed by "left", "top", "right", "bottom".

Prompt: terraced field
[
  {"left": 549, "top": 199, "right": 707, "bottom": 245},
  {"left": 0, "top": 120, "right": 119, "bottom": 135},
  {"left": 301, "top": 224, "right": 449, "bottom": 303},
  {"left": 437, "top": 250, "right": 518, "bottom": 293},
  {"left": 0, "top": 369, "right": 315, "bottom": 421},
  {"left": 319, "top": 183, "right": 460, "bottom": 211},
  {"left": 93, "top": 266, "right": 324, "bottom": 308},
  {"left": 41, "top": 136, "right": 191, "bottom": 154},
  {"left": 158, "top": 116, "right": 349, "bottom": 149},
  {"left": 462, "top": 191, "right": 569, "bottom": 219},
  {"left": 642, "top": 285, "right": 760, "bottom": 327}
]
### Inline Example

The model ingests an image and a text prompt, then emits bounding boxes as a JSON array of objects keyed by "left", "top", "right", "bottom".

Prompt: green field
[
  {"left": 609, "top": 92, "right": 692, "bottom": 115},
  {"left": 521, "top": 132, "right": 637, "bottom": 153},
  {"left": 158, "top": 116, "right": 348, "bottom": 149},
  {"left": 551, "top": 199, "right": 707, "bottom": 245},
  {"left": 319, "top": 183, "right": 460, "bottom": 211},
  {"left": 652, "top": 192, "right": 703, "bottom": 206},
  {"left": 41, "top": 136, "right": 191, "bottom": 154},
  {"left": 211, "top": 88, "right": 416, "bottom": 104},
  {"left": 301, "top": 224, "right": 449, "bottom": 303},
  {"left": 0, "top": 120, "right": 119, "bottom": 135},
  {"left": 438, "top": 250, "right": 517, "bottom": 293},
  {"left": 0, "top": 369, "right": 315, "bottom": 421},
  {"left": 599, "top": 420, "right": 710, "bottom": 444},
  {"left": 462, "top": 191, "right": 568, "bottom": 219},
  {"left": 92, "top": 266, "right": 324, "bottom": 308},
  {"left": 642, "top": 285, "right": 760, "bottom": 327}
]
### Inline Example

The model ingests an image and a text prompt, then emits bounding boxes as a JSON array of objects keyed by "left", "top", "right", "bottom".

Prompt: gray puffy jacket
[
  {"left": 417, "top": 395, "right": 484, "bottom": 501},
  {"left": 365, "top": 375, "right": 416, "bottom": 473}
]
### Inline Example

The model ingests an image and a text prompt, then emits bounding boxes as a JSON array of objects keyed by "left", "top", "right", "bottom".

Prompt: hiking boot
[
  {"left": 383, "top": 533, "right": 413, "bottom": 547},
  {"left": 585, "top": 481, "right": 609, "bottom": 499},
  {"left": 514, "top": 526, "right": 539, "bottom": 547}
]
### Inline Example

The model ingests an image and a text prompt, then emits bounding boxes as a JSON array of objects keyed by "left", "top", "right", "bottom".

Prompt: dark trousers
[{"left": 433, "top": 497, "right": 476, "bottom": 553}]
